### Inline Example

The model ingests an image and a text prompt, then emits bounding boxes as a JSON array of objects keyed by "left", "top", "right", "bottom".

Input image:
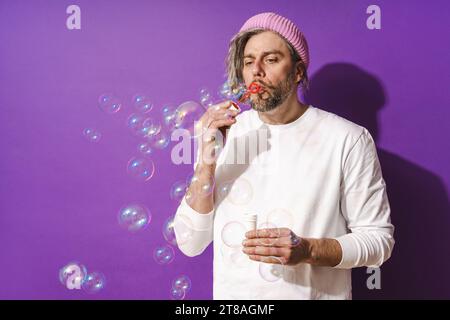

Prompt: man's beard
[{"left": 250, "top": 69, "right": 296, "bottom": 112}]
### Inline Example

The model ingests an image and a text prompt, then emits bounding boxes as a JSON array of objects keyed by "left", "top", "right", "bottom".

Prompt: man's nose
[{"left": 251, "top": 60, "right": 265, "bottom": 78}]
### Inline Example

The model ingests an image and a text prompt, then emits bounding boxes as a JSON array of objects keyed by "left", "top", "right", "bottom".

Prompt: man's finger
[
  {"left": 245, "top": 228, "right": 291, "bottom": 239},
  {"left": 242, "top": 245, "right": 288, "bottom": 257},
  {"left": 243, "top": 236, "right": 293, "bottom": 247},
  {"left": 209, "top": 100, "right": 233, "bottom": 111},
  {"left": 248, "top": 255, "right": 286, "bottom": 265}
]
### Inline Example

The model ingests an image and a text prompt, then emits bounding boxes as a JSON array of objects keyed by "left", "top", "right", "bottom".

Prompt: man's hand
[
  {"left": 242, "top": 228, "right": 343, "bottom": 267},
  {"left": 242, "top": 228, "right": 309, "bottom": 266},
  {"left": 196, "top": 100, "right": 239, "bottom": 167}
]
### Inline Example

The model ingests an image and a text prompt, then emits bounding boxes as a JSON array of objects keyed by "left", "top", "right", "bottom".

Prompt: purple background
[{"left": 0, "top": 0, "right": 449, "bottom": 299}]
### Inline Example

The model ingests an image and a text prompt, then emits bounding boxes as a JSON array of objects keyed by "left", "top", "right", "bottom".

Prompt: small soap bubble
[
  {"left": 82, "top": 272, "right": 106, "bottom": 294},
  {"left": 170, "top": 181, "right": 188, "bottom": 202},
  {"left": 153, "top": 245, "right": 175, "bottom": 265},
  {"left": 170, "top": 287, "right": 185, "bottom": 300},
  {"left": 172, "top": 275, "right": 192, "bottom": 293},
  {"left": 259, "top": 258, "right": 284, "bottom": 282},
  {"left": 132, "top": 94, "right": 153, "bottom": 113},
  {"left": 162, "top": 215, "right": 193, "bottom": 246},
  {"left": 83, "top": 128, "right": 102, "bottom": 143},
  {"left": 221, "top": 221, "right": 246, "bottom": 248},
  {"left": 98, "top": 93, "right": 121, "bottom": 114},
  {"left": 118, "top": 203, "right": 151, "bottom": 232},
  {"left": 126, "top": 157, "right": 155, "bottom": 182}
]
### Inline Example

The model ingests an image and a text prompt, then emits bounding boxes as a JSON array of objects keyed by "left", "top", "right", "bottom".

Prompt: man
[{"left": 174, "top": 12, "right": 394, "bottom": 299}]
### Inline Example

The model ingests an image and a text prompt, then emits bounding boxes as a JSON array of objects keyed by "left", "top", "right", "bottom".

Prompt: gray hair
[{"left": 225, "top": 28, "right": 309, "bottom": 93}]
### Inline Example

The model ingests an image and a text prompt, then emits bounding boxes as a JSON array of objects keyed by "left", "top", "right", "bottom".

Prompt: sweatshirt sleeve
[
  {"left": 334, "top": 128, "right": 395, "bottom": 269},
  {"left": 173, "top": 195, "right": 215, "bottom": 257}
]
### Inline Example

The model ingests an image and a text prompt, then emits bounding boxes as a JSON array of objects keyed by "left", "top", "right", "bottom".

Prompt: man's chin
[{"left": 250, "top": 103, "right": 279, "bottom": 113}]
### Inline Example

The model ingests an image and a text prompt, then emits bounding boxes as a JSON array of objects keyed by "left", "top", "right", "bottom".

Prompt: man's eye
[
  {"left": 244, "top": 61, "right": 253, "bottom": 66},
  {"left": 266, "top": 58, "right": 277, "bottom": 63}
]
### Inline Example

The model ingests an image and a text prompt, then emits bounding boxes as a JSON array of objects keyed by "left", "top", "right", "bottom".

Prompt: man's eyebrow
[{"left": 243, "top": 50, "right": 285, "bottom": 59}]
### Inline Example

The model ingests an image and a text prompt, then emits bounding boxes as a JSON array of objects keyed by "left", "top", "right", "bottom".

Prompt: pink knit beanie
[{"left": 239, "top": 12, "right": 310, "bottom": 69}]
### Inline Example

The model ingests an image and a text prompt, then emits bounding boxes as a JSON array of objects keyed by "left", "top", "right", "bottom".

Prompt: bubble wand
[{"left": 230, "top": 82, "right": 262, "bottom": 110}]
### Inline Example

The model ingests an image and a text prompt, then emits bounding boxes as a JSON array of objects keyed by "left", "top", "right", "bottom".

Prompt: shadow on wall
[{"left": 306, "top": 63, "right": 450, "bottom": 299}]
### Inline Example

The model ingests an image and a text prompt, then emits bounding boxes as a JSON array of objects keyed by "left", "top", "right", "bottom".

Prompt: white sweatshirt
[{"left": 174, "top": 105, "right": 395, "bottom": 300}]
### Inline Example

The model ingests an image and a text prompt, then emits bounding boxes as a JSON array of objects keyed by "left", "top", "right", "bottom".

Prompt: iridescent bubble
[
  {"left": 172, "top": 275, "right": 192, "bottom": 293},
  {"left": 127, "top": 114, "right": 161, "bottom": 138},
  {"left": 161, "top": 105, "right": 178, "bottom": 132},
  {"left": 118, "top": 203, "right": 151, "bottom": 232},
  {"left": 138, "top": 141, "right": 152, "bottom": 156},
  {"left": 153, "top": 245, "right": 175, "bottom": 265},
  {"left": 163, "top": 214, "right": 193, "bottom": 246},
  {"left": 98, "top": 93, "right": 121, "bottom": 114},
  {"left": 217, "top": 181, "right": 232, "bottom": 201},
  {"left": 174, "top": 101, "right": 205, "bottom": 138},
  {"left": 126, "top": 113, "right": 145, "bottom": 136},
  {"left": 59, "top": 262, "right": 87, "bottom": 290},
  {"left": 184, "top": 190, "right": 195, "bottom": 206},
  {"left": 148, "top": 129, "right": 170, "bottom": 149},
  {"left": 259, "top": 258, "right": 284, "bottom": 282},
  {"left": 126, "top": 157, "right": 155, "bottom": 181},
  {"left": 188, "top": 173, "right": 215, "bottom": 198},
  {"left": 220, "top": 245, "right": 252, "bottom": 268},
  {"left": 141, "top": 118, "right": 161, "bottom": 137},
  {"left": 83, "top": 128, "right": 101, "bottom": 143},
  {"left": 266, "top": 208, "right": 295, "bottom": 229},
  {"left": 199, "top": 88, "right": 214, "bottom": 108},
  {"left": 222, "top": 178, "right": 253, "bottom": 206},
  {"left": 170, "top": 287, "right": 185, "bottom": 300},
  {"left": 221, "top": 221, "right": 246, "bottom": 248},
  {"left": 218, "top": 81, "right": 234, "bottom": 100},
  {"left": 132, "top": 94, "right": 153, "bottom": 113},
  {"left": 82, "top": 272, "right": 106, "bottom": 293},
  {"left": 170, "top": 180, "right": 188, "bottom": 202}
]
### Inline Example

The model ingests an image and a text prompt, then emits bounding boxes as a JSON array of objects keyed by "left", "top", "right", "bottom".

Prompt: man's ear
[{"left": 295, "top": 61, "right": 304, "bottom": 84}]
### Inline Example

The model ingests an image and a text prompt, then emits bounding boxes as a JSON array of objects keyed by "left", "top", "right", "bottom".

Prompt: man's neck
[{"left": 257, "top": 93, "right": 309, "bottom": 125}]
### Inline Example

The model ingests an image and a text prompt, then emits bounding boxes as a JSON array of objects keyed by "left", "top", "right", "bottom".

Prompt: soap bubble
[
  {"left": 172, "top": 275, "right": 191, "bottom": 293},
  {"left": 126, "top": 157, "right": 155, "bottom": 182},
  {"left": 184, "top": 190, "right": 195, "bottom": 206},
  {"left": 199, "top": 88, "right": 214, "bottom": 108},
  {"left": 174, "top": 101, "right": 205, "bottom": 138},
  {"left": 98, "top": 93, "right": 121, "bottom": 114},
  {"left": 153, "top": 245, "right": 175, "bottom": 265},
  {"left": 217, "top": 181, "right": 232, "bottom": 201},
  {"left": 83, "top": 128, "right": 101, "bottom": 143},
  {"left": 219, "top": 81, "right": 248, "bottom": 101},
  {"left": 218, "top": 81, "right": 234, "bottom": 100},
  {"left": 141, "top": 118, "right": 161, "bottom": 137},
  {"left": 138, "top": 141, "right": 152, "bottom": 156},
  {"left": 126, "top": 113, "right": 145, "bottom": 136},
  {"left": 170, "top": 180, "right": 188, "bottom": 202},
  {"left": 259, "top": 258, "right": 284, "bottom": 282},
  {"left": 220, "top": 245, "right": 251, "bottom": 268},
  {"left": 82, "top": 272, "right": 106, "bottom": 293},
  {"left": 127, "top": 114, "right": 161, "bottom": 138},
  {"left": 162, "top": 104, "right": 178, "bottom": 132},
  {"left": 170, "top": 287, "right": 185, "bottom": 300},
  {"left": 221, "top": 221, "right": 246, "bottom": 248},
  {"left": 132, "top": 94, "right": 153, "bottom": 113},
  {"left": 59, "top": 262, "right": 87, "bottom": 290},
  {"left": 266, "top": 208, "right": 295, "bottom": 229},
  {"left": 148, "top": 129, "right": 170, "bottom": 149},
  {"left": 163, "top": 215, "right": 194, "bottom": 246},
  {"left": 220, "top": 178, "right": 253, "bottom": 206},
  {"left": 187, "top": 173, "right": 215, "bottom": 198},
  {"left": 118, "top": 203, "right": 151, "bottom": 232}
]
